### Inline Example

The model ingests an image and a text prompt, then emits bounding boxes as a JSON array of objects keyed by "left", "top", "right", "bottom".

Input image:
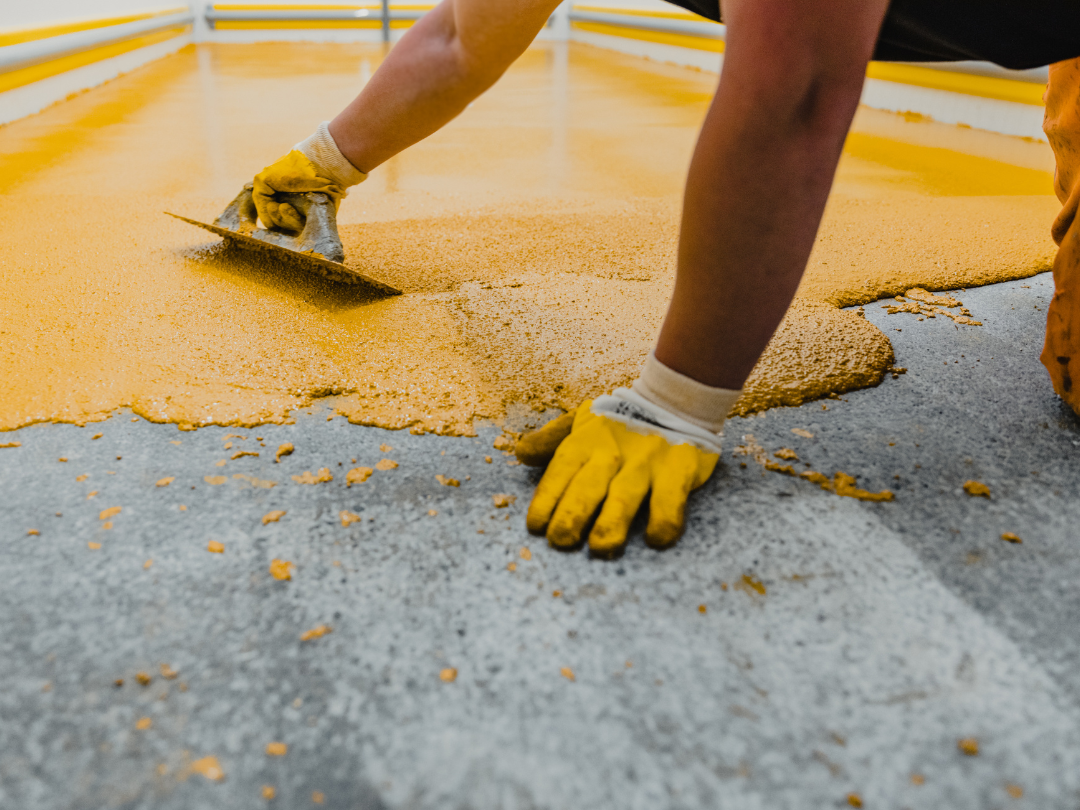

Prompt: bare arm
[
  {"left": 653, "top": 0, "right": 890, "bottom": 389},
  {"left": 329, "top": 0, "right": 561, "bottom": 173}
]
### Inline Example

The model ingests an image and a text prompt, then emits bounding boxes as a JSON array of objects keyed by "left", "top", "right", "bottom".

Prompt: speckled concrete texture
[{"left": 3, "top": 273, "right": 1080, "bottom": 809}]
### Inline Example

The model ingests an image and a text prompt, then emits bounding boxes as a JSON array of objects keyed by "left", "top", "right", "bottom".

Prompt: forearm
[
  {"left": 654, "top": 0, "right": 888, "bottom": 390},
  {"left": 329, "top": 0, "right": 557, "bottom": 173}
]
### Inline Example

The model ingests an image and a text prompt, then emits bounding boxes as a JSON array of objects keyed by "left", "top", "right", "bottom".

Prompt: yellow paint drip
[{"left": 0, "top": 43, "right": 1057, "bottom": 437}]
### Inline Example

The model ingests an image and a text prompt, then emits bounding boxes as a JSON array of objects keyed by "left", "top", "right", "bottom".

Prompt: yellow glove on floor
[
  {"left": 252, "top": 121, "right": 367, "bottom": 231},
  {"left": 519, "top": 389, "right": 726, "bottom": 557}
]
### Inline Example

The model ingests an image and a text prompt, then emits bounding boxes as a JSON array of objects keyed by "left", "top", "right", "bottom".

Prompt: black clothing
[{"left": 664, "top": 0, "right": 1080, "bottom": 70}]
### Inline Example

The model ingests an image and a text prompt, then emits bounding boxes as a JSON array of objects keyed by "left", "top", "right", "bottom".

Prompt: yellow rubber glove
[
  {"left": 252, "top": 150, "right": 346, "bottom": 232},
  {"left": 519, "top": 391, "right": 722, "bottom": 556}
]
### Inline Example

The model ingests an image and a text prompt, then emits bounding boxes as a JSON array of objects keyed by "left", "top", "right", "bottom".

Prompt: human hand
[
  {"left": 252, "top": 122, "right": 366, "bottom": 231},
  {"left": 518, "top": 391, "right": 722, "bottom": 556}
]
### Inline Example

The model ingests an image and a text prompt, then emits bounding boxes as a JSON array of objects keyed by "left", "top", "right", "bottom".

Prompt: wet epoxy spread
[{"left": 0, "top": 42, "right": 1058, "bottom": 434}]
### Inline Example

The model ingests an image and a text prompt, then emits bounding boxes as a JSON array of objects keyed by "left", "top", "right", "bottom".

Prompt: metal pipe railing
[
  {"left": 203, "top": 7, "right": 428, "bottom": 28},
  {"left": 0, "top": 10, "right": 193, "bottom": 74},
  {"left": 567, "top": 8, "right": 1048, "bottom": 84}
]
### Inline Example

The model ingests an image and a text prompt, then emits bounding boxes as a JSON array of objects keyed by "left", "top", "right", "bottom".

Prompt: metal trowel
[{"left": 167, "top": 184, "right": 401, "bottom": 294}]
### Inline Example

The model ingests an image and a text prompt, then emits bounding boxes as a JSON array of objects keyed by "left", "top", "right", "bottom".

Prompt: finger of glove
[
  {"left": 515, "top": 409, "right": 577, "bottom": 467},
  {"left": 644, "top": 445, "right": 705, "bottom": 549},
  {"left": 525, "top": 441, "right": 590, "bottom": 535},
  {"left": 276, "top": 202, "right": 305, "bottom": 232},
  {"left": 587, "top": 460, "right": 651, "bottom": 556},
  {"left": 547, "top": 451, "right": 621, "bottom": 549}
]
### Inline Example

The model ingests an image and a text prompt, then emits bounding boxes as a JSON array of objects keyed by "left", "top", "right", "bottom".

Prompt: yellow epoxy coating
[{"left": 0, "top": 42, "right": 1058, "bottom": 434}]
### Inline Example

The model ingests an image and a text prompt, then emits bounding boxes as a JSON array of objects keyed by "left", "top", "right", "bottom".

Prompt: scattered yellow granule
[
  {"left": 189, "top": 755, "right": 224, "bottom": 781},
  {"left": 87, "top": 490, "right": 98, "bottom": 498},
  {"left": 275, "top": 443, "right": 294, "bottom": 463},
  {"left": 346, "top": 467, "right": 373, "bottom": 486},
  {"left": 312, "top": 791, "right": 325, "bottom": 804},
  {"left": 436, "top": 475, "right": 460, "bottom": 487},
  {"left": 76, "top": 474, "right": 88, "bottom": 482},
  {"left": 178, "top": 505, "right": 187, "bottom": 511},
  {"left": 87, "top": 542, "right": 101, "bottom": 550},
  {"left": 1006, "top": 784, "right": 1023, "bottom": 799},
  {"left": 625, "top": 660, "right": 633, "bottom": 668},
  {"left": 204, "top": 476, "right": 227, "bottom": 485},
  {"left": 1001, "top": 532, "right": 1023, "bottom": 544},
  {"left": 492, "top": 494, "right": 516, "bottom": 508},
  {"left": 507, "top": 562, "right": 517, "bottom": 572},
  {"left": 207, "top": 540, "right": 225, "bottom": 554},
  {"left": 552, "top": 590, "right": 562, "bottom": 598},
  {"left": 269, "top": 559, "right": 293, "bottom": 581},
  {"left": 958, "top": 737, "right": 979, "bottom": 756},
  {"left": 58, "top": 457, "right": 68, "bottom": 463},
  {"left": 225, "top": 433, "right": 246, "bottom": 441},
  {"left": 911, "top": 773, "right": 925, "bottom": 786},
  {"left": 99, "top": 506, "right": 122, "bottom": 520},
  {"left": 379, "top": 443, "right": 393, "bottom": 453},
  {"left": 906, "top": 287, "right": 962, "bottom": 308},
  {"left": 168, "top": 440, "right": 180, "bottom": 446},
  {"left": 156, "top": 763, "right": 168, "bottom": 776},
  {"left": 102, "top": 521, "right": 113, "bottom": 530},
  {"left": 0, "top": 442, "right": 21, "bottom": 448},
  {"left": 484, "top": 456, "right": 492, "bottom": 464},
  {"left": 92, "top": 434, "right": 104, "bottom": 440},
  {"left": 721, "top": 582, "right": 728, "bottom": 590},
  {"left": 440, "top": 668, "right": 458, "bottom": 682},
  {"left": 560, "top": 667, "right": 575, "bottom": 682},
  {"left": 832, "top": 472, "right": 895, "bottom": 502},
  {"left": 27, "top": 529, "right": 39, "bottom": 536},
  {"left": 266, "top": 742, "right": 287, "bottom": 756},
  {"left": 428, "top": 509, "right": 438, "bottom": 516},
  {"left": 791, "top": 428, "right": 814, "bottom": 439},
  {"left": 215, "top": 460, "right": 227, "bottom": 467},
  {"left": 300, "top": 625, "right": 332, "bottom": 642},
  {"left": 847, "top": 794, "right": 863, "bottom": 808},
  {"left": 293, "top": 468, "right": 333, "bottom": 484},
  {"left": 261, "top": 785, "right": 276, "bottom": 800},
  {"left": 223, "top": 442, "right": 232, "bottom": 450},
  {"left": 41, "top": 682, "right": 51, "bottom": 692},
  {"left": 144, "top": 559, "right": 153, "bottom": 569},
  {"left": 375, "top": 459, "right": 398, "bottom": 471},
  {"left": 519, "top": 547, "right": 531, "bottom": 560},
  {"left": 232, "top": 451, "right": 259, "bottom": 460},
  {"left": 963, "top": 480, "right": 991, "bottom": 498},
  {"left": 262, "top": 510, "right": 287, "bottom": 525},
  {"left": 774, "top": 448, "right": 798, "bottom": 461},
  {"left": 340, "top": 510, "right": 362, "bottom": 527},
  {"left": 136, "top": 717, "right": 152, "bottom": 730},
  {"left": 156, "top": 477, "right": 174, "bottom": 487},
  {"left": 493, "top": 435, "right": 515, "bottom": 452},
  {"left": 232, "top": 473, "right": 276, "bottom": 488},
  {"left": 698, "top": 604, "right": 707, "bottom": 614},
  {"left": 160, "top": 663, "right": 178, "bottom": 679},
  {"left": 735, "top": 574, "right": 767, "bottom": 596},
  {"left": 135, "top": 672, "right": 152, "bottom": 686}
]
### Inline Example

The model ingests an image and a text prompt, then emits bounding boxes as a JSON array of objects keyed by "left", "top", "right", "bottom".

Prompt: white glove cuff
[
  {"left": 294, "top": 121, "right": 368, "bottom": 189},
  {"left": 631, "top": 352, "right": 741, "bottom": 434}
]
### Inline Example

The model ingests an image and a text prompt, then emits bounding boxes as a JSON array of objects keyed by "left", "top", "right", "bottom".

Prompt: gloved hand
[
  {"left": 253, "top": 121, "right": 367, "bottom": 231},
  {"left": 518, "top": 358, "right": 740, "bottom": 556}
]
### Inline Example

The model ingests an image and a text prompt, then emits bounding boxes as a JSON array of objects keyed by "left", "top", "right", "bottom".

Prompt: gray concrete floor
[{"left": 3, "top": 273, "right": 1080, "bottom": 810}]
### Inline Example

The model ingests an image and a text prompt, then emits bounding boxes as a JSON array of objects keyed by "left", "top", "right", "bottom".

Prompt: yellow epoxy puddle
[{"left": 0, "top": 42, "right": 1058, "bottom": 434}]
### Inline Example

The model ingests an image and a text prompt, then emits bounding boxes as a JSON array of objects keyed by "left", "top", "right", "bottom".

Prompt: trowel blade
[{"left": 165, "top": 212, "right": 402, "bottom": 295}]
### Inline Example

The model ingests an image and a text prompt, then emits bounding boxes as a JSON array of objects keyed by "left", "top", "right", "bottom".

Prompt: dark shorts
[{"left": 667, "top": 0, "right": 1080, "bottom": 70}]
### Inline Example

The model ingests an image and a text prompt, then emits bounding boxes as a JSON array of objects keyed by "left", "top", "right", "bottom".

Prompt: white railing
[{"left": 0, "top": 11, "right": 194, "bottom": 75}]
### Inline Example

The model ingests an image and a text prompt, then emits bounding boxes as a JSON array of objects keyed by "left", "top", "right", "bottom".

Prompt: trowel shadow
[{"left": 178, "top": 241, "right": 395, "bottom": 311}]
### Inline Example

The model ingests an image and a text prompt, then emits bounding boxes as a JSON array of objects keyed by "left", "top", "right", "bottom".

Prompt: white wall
[{"left": 4, "top": 1, "right": 191, "bottom": 29}]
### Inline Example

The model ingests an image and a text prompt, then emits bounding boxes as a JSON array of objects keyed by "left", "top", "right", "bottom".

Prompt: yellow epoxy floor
[{"left": 0, "top": 42, "right": 1061, "bottom": 433}]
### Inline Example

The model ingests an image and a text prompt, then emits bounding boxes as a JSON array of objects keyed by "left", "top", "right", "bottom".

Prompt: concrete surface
[{"left": 4, "top": 272, "right": 1080, "bottom": 809}]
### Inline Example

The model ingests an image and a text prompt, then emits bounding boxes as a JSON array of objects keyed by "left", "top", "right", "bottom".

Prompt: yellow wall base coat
[
  {"left": 0, "top": 7, "right": 187, "bottom": 48},
  {"left": 571, "top": 21, "right": 724, "bottom": 54},
  {"left": 0, "top": 42, "right": 1058, "bottom": 434},
  {"left": 0, "top": 25, "right": 191, "bottom": 94}
]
